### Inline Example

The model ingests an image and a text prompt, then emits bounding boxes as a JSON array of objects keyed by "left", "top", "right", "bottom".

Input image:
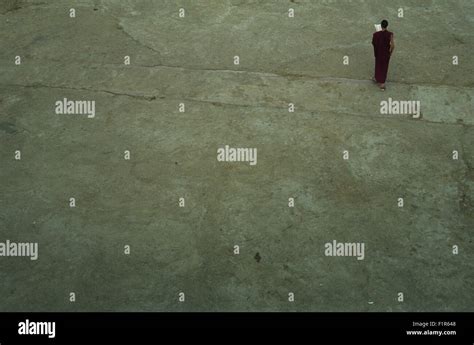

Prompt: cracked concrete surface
[{"left": 0, "top": 0, "right": 473, "bottom": 311}]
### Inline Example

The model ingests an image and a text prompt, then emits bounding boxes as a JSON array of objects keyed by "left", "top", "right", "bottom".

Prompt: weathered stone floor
[{"left": 0, "top": 0, "right": 473, "bottom": 311}]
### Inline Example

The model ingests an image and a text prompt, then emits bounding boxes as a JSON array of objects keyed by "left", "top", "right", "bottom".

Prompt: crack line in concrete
[
  {"left": 3, "top": 82, "right": 161, "bottom": 102},
  {"left": 2, "top": 82, "right": 472, "bottom": 128},
  {"left": 102, "top": 6, "right": 164, "bottom": 57},
  {"left": 2, "top": 56, "right": 471, "bottom": 90},
  {"left": 83, "top": 61, "right": 474, "bottom": 90}
]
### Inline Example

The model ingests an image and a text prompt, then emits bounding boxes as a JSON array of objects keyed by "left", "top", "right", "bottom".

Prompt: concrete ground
[{"left": 0, "top": 0, "right": 473, "bottom": 311}]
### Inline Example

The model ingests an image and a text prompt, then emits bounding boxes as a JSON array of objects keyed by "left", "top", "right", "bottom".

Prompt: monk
[{"left": 372, "top": 20, "right": 394, "bottom": 91}]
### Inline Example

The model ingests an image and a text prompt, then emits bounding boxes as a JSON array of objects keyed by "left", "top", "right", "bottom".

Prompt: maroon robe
[{"left": 372, "top": 30, "right": 392, "bottom": 83}]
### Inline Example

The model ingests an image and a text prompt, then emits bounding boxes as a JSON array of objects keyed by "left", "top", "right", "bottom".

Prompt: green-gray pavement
[{"left": 0, "top": 0, "right": 473, "bottom": 311}]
